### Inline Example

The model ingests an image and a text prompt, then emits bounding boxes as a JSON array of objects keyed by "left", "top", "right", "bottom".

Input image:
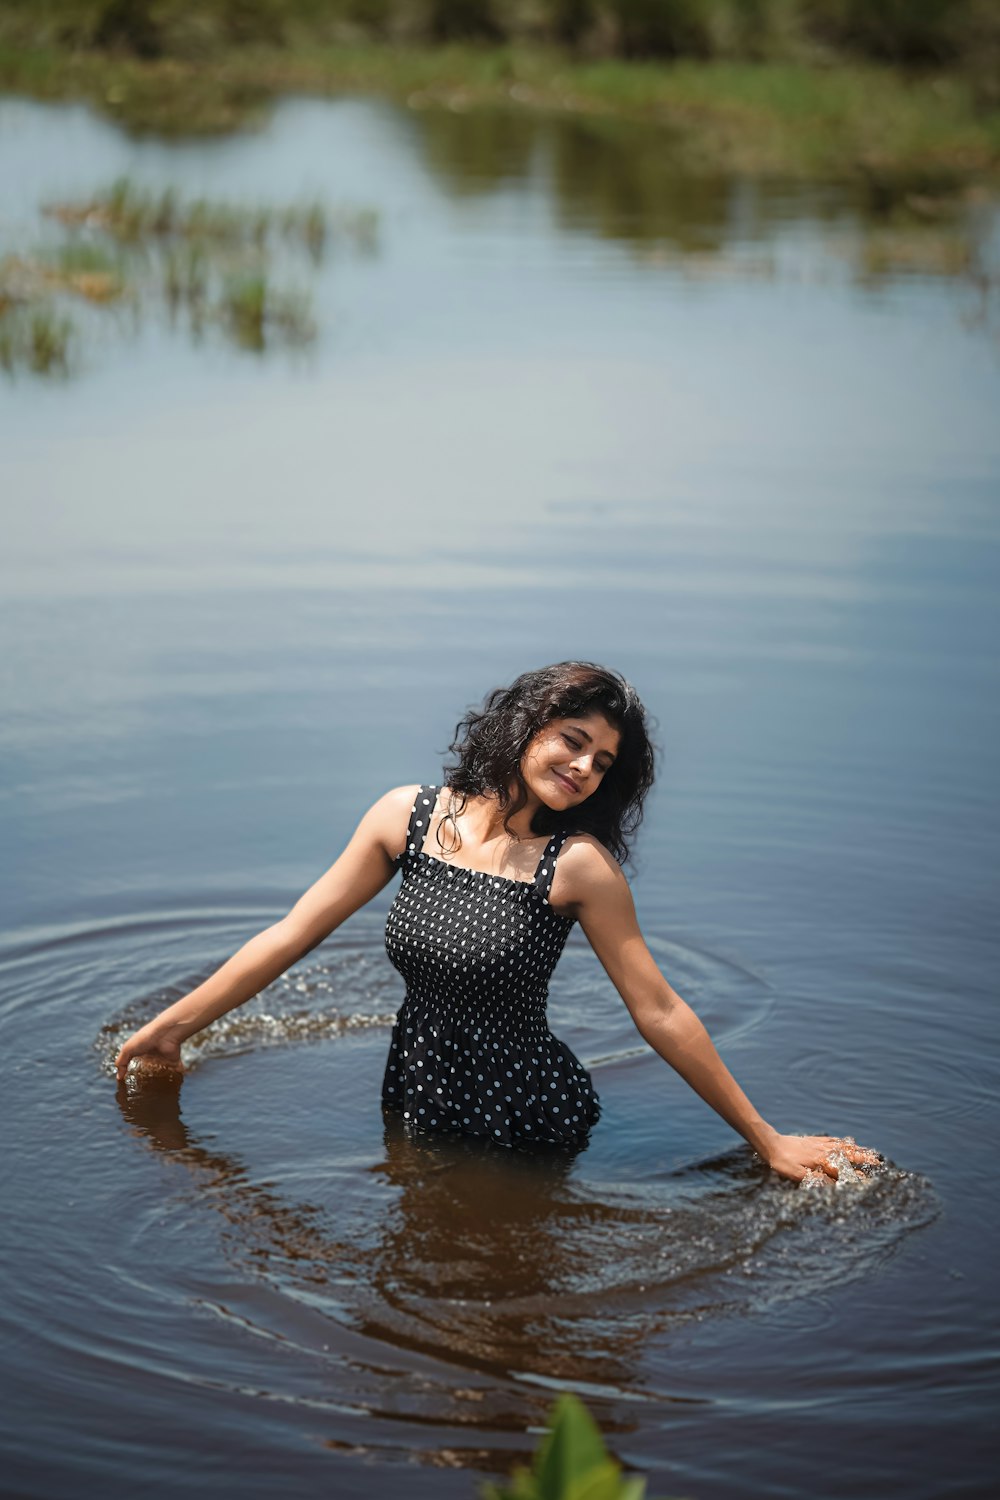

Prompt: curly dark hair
[{"left": 441, "top": 662, "right": 656, "bottom": 864}]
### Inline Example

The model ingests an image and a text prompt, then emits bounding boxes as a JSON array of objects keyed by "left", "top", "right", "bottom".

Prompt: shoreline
[{"left": 1, "top": 42, "right": 999, "bottom": 181}]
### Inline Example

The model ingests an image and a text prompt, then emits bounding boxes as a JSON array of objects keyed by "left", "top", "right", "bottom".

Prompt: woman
[{"left": 115, "top": 661, "right": 875, "bottom": 1182}]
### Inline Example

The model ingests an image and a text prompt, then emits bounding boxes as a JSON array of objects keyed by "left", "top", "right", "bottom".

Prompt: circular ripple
[{"left": 0, "top": 904, "right": 939, "bottom": 1474}]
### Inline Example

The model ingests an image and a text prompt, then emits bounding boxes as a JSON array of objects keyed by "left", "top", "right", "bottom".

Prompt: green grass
[
  {"left": 44, "top": 177, "right": 350, "bottom": 251},
  {"left": 50, "top": 241, "right": 120, "bottom": 274},
  {"left": 44, "top": 240, "right": 128, "bottom": 301},
  {"left": 0, "top": 303, "right": 74, "bottom": 375},
  {"left": 0, "top": 180, "right": 347, "bottom": 376},
  {"left": 0, "top": 41, "right": 998, "bottom": 178},
  {"left": 162, "top": 243, "right": 208, "bottom": 316},
  {"left": 220, "top": 273, "right": 315, "bottom": 352}
]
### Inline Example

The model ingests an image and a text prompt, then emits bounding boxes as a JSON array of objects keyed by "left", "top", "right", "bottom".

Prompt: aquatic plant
[
  {"left": 0, "top": 180, "right": 375, "bottom": 376},
  {"left": 1, "top": 246, "right": 128, "bottom": 306},
  {"left": 220, "top": 273, "right": 315, "bottom": 352},
  {"left": 0, "top": 304, "right": 74, "bottom": 376},
  {"left": 162, "top": 243, "right": 208, "bottom": 319},
  {"left": 481, "top": 1393, "right": 672, "bottom": 1500},
  {"left": 47, "top": 241, "right": 128, "bottom": 302},
  {"left": 45, "top": 178, "right": 378, "bottom": 257}
]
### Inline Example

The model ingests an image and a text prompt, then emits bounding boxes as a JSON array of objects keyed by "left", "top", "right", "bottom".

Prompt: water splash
[
  {"left": 88, "top": 918, "right": 937, "bottom": 1375},
  {"left": 99, "top": 952, "right": 399, "bottom": 1076}
]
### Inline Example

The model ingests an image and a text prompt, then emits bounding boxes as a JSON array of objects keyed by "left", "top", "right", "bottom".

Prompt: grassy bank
[
  {"left": 1, "top": 39, "right": 999, "bottom": 180},
  {"left": 2, "top": 0, "right": 999, "bottom": 174}
]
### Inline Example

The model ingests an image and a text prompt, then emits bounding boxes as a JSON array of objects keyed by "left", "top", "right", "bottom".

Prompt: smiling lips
[{"left": 554, "top": 771, "right": 580, "bottom": 795}]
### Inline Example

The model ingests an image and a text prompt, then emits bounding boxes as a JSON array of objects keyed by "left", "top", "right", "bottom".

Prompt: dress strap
[
  {"left": 404, "top": 785, "right": 440, "bottom": 859},
  {"left": 533, "top": 830, "right": 573, "bottom": 903}
]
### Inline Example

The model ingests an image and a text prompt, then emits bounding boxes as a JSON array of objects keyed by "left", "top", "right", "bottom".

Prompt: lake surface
[{"left": 1, "top": 92, "right": 998, "bottom": 1498}]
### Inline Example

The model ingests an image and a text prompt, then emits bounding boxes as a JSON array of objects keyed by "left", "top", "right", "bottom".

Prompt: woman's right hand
[
  {"left": 114, "top": 1021, "right": 186, "bottom": 1081},
  {"left": 110, "top": 788, "right": 413, "bottom": 1086}
]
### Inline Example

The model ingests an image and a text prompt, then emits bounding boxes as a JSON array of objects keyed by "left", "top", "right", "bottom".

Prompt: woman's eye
[{"left": 563, "top": 736, "right": 581, "bottom": 750}]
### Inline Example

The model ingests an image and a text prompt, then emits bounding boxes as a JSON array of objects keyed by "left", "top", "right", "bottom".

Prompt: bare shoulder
[
  {"left": 562, "top": 833, "right": 626, "bottom": 880},
  {"left": 550, "top": 832, "right": 629, "bottom": 911},
  {"left": 358, "top": 784, "right": 421, "bottom": 860},
  {"left": 374, "top": 784, "right": 422, "bottom": 818}
]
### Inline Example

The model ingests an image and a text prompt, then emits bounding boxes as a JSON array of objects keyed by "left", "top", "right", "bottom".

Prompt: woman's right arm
[{"left": 113, "top": 785, "right": 418, "bottom": 1080}]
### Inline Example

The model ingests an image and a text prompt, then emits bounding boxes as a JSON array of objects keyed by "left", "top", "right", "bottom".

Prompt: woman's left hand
[{"left": 764, "top": 1133, "right": 881, "bottom": 1183}]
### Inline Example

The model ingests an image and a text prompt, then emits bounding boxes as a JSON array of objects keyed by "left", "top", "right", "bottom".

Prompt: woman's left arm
[{"left": 558, "top": 840, "right": 875, "bottom": 1183}]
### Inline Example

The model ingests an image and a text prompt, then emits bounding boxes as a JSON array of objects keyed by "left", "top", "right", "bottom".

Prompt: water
[{"left": 1, "top": 93, "right": 998, "bottom": 1498}]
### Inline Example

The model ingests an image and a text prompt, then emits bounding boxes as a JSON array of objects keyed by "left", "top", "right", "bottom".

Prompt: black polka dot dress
[{"left": 382, "top": 786, "right": 601, "bottom": 1150}]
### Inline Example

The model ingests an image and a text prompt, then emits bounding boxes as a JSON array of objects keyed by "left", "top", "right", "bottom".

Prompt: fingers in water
[
  {"left": 820, "top": 1135, "right": 883, "bottom": 1168},
  {"left": 799, "top": 1137, "right": 884, "bottom": 1189},
  {"left": 134, "top": 1055, "right": 183, "bottom": 1077},
  {"left": 114, "top": 1054, "right": 184, "bottom": 1086}
]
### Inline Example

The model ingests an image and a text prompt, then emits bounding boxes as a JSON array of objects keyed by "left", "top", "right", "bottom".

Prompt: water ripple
[{"left": 0, "top": 904, "right": 939, "bottom": 1474}]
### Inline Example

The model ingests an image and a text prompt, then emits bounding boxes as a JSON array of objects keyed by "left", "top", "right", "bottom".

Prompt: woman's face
[{"left": 520, "top": 710, "right": 621, "bottom": 812}]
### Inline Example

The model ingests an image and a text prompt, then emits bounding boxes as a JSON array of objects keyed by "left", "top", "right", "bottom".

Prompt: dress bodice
[{"left": 381, "top": 786, "right": 600, "bottom": 1148}]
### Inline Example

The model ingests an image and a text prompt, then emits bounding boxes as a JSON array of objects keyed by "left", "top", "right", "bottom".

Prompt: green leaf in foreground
[
  {"left": 482, "top": 1393, "right": 676, "bottom": 1500},
  {"left": 536, "top": 1396, "right": 613, "bottom": 1497}
]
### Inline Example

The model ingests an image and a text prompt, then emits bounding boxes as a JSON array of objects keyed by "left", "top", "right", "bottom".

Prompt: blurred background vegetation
[
  {"left": 1, "top": 0, "right": 998, "bottom": 78},
  {"left": 1, "top": 2, "right": 998, "bottom": 170}
]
